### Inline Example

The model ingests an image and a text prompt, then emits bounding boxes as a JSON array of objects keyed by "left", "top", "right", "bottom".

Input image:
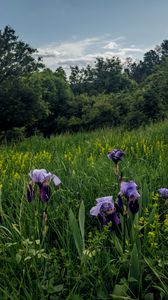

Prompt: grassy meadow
[{"left": 0, "top": 121, "right": 168, "bottom": 300}]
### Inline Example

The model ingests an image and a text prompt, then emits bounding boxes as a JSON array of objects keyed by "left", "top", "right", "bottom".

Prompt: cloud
[
  {"left": 103, "top": 41, "right": 119, "bottom": 50},
  {"left": 37, "top": 47, "right": 61, "bottom": 58},
  {"left": 37, "top": 35, "right": 150, "bottom": 75}
]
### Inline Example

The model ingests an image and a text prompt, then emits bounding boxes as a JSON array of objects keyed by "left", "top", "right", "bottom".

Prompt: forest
[{"left": 1, "top": 25, "right": 168, "bottom": 139}]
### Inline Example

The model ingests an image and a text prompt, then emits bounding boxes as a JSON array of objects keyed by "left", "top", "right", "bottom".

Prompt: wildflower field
[{"left": 0, "top": 121, "right": 168, "bottom": 300}]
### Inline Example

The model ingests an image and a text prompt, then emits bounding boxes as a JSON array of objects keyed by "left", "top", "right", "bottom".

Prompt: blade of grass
[
  {"left": 69, "top": 209, "right": 83, "bottom": 259},
  {"left": 78, "top": 200, "right": 85, "bottom": 251}
]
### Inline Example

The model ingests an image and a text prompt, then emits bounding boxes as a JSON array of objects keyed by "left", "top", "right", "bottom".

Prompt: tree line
[{"left": 1, "top": 25, "right": 168, "bottom": 140}]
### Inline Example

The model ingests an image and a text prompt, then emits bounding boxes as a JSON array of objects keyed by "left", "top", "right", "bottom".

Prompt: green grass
[{"left": 0, "top": 121, "right": 168, "bottom": 299}]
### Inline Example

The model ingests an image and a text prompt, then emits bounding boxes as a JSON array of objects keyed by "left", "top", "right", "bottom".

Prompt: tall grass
[{"left": 0, "top": 121, "right": 168, "bottom": 299}]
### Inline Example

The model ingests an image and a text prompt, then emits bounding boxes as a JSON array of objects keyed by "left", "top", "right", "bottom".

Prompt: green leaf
[
  {"left": 0, "top": 225, "right": 12, "bottom": 236},
  {"left": 78, "top": 200, "right": 85, "bottom": 249},
  {"left": 111, "top": 283, "right": 131, "bottom": 299},
  {"left": 12, "top": 223, "right": 21, "bottom": 236},
  {"left": 51, "top": 284, "right": 64, "bottom": 293},
  {"left": 16, "top": 253, "right": 22, "bottom": 263},
  {"left": 113, "top": 234, "right": 123, "bottom": 256},
  {"left": 128, "top": 243, "right": 139, "bottom": 297},
  {"left": 35, "top": 239, "right": 40, "bottom": 245},
  {"left": 144, "top": 293, "right": 154, "bottom": 300},
  {"left": 69, "top": 209, "right": 83, "bottom": 259},
  {"left": 24, "top": 256, "right": 32, "bottom": 261}
]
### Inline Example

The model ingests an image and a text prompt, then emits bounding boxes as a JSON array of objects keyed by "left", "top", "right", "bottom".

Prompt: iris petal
[
  {"left": 39, "top": 184, "right": 51, "bottom": 202},
  {"left": 108, "top": 149, "right": 125, "bottom": 163}
]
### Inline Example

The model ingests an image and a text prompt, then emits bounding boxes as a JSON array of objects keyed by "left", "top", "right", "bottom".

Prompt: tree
[
  {"left": 0, "top": 25, "right": 46, "bottom": 134},
  {"left": 128, "top": 50, "right": 160, "bottom": 83},
  {"left": 32, "top": 69, "right": 73, "bottom": 135},
  {"left": 160, "top": 40, "right": 168, "bottom": 58},
  {"left": 0, "top": 25, "right": 44, "bottom": 84},
  {"left": 0, "top": 77, "right": 48, "bottom": 131},
  {"left": 70, "top": 57, "right": 133, "bottom": 95},
  {"left": 55, "top": 66, "right": 67, "bottom": 81}
]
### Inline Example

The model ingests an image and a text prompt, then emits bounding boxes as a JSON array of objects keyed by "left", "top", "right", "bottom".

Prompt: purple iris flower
[
  {"left": 27, "top": 169, "right": 61, "bottom": 203},
  {"left": 120, "top": 181, "right": 140, "bottom": 214},
  {"left": 90, "top": 196, "right": 114, "bottom": 216},
  {"left": 158, "top": 188, "right": 168, "bottom": 198},
  {"left": 108, "top": 149, "right": 124, "bottom": 164},
  {"left": 90, "top": 196, "right": 121, "bottom": 230},
  {"left": 29, "top": 169, "right": 61, "bottom": 186},
  {"left": 120, "top": 181, "right": 140, "bottom": 200}
]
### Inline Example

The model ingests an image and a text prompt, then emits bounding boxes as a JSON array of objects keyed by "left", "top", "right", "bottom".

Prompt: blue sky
[{"left": 1, "top": 0, "right": 168, "bottom": 74}]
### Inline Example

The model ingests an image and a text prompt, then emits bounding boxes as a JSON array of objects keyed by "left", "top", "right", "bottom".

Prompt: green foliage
[
  {"left": 1, "top": 25, "right": 168, "bottom": 138},
  {"left": 0, "top": 77, "right": 48, "bottom": 131},
  {"left": 31, "top": 69, "right": 73, "bottom": 135},
  {"left": 70, "top": 57, "right": 134, "bottom": 95}
]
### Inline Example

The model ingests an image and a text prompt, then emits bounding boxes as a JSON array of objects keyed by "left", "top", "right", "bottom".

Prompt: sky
[{"left": 1, "top": 0, "right": 168, "bottom": 75}]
